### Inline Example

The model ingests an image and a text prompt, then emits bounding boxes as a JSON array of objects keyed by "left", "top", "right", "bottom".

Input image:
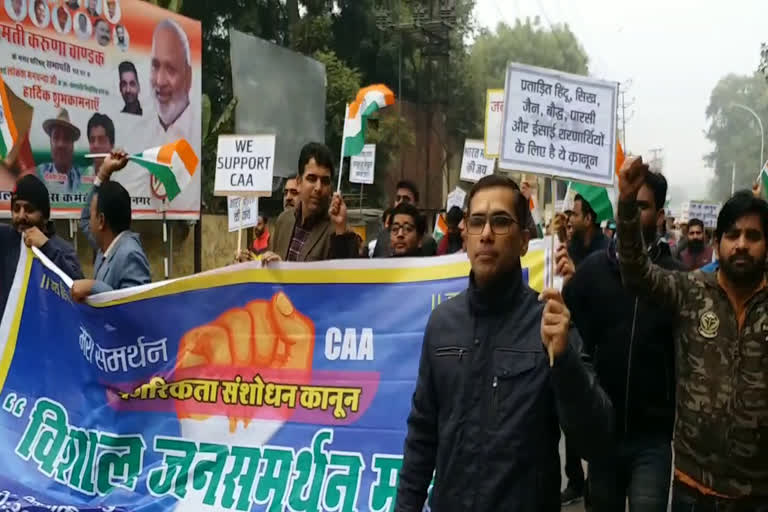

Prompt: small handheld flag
[
  {"left": 86, "top": 139, "right": 199, "bottom": 202},
  {"left": 0, "top": 72, "right": 33, "bottom": 162},
  {"left": 338, "top": 84, "right": 395, "bottom": 191}
]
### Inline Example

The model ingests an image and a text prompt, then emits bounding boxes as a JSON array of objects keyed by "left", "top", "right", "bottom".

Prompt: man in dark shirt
[{"left": 1, "top": 173, "right": 83, "bottom": 315}]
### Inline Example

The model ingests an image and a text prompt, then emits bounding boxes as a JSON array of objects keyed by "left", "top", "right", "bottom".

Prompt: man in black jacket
[
  {"left": 1, "top": 173, "right": 83, "bottom": 315},
  {"left": 570, "top": 193, "right": 610, "bottom": 265},
  {"left": 396, "top": 174, "right": 613, "bottom": 512},
  {"left": 560, "top": 192, "right": 610, "bottom": 505},
  {"left": 562, "top": 170, "right": 683, "bottom": 511}
]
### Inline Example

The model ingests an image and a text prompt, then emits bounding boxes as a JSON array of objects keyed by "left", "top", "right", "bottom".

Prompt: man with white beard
[{"left": 147, "top": 19, "right": 200, "bottom": 157}]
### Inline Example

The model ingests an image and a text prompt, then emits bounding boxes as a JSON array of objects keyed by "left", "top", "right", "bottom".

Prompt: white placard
[
  {"left": 460, "top": 139, "right": 496, "bottom": 183},
  {"left": 350, "top": 144, "right": 376, "bottom": 185},
  {"left": 681, "top": 201, "right": 721, "bottom": 228},
  {"left": 485, "top": 89, "right": 505, "bottom": 157},
  {"left": 215, "top": 134, "right": 276, "bottom": 197},
  {"left": 228, "top": 196, "right": 260, "bottom": 233},
  {"left": 499, "top": 63, "right": 618, "bottom": 186},
  {"left": 446, "top": 187, "right": 467, "bottom": 212}
]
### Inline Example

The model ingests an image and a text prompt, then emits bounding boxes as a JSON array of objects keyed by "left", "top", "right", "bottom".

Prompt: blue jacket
[
  {"left": 701, "top": 261, "right": 719, "bottom": 273},
  {"left": 1, "top": 223, "right": 83, "bottom": 314},
  {"left": 397, "top": 268, "right": 613, "bottom": 511},
  {"left": 80, "top": 185, "right": 151, "bottom": 294}
]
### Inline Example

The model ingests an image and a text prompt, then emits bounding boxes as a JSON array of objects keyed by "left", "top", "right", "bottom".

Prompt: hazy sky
[{"left": 474, "top": 0, "right": 766, "bottom": 203}]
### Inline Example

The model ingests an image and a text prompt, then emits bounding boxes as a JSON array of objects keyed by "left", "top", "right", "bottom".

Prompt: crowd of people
[{"left": 2, "top": 142, "right": 768, "bottom": 512}]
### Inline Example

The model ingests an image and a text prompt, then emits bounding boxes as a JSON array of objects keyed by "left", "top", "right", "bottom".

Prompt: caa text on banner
[{"left": 0, "top": 240, "right": 548, "bottom": 511}]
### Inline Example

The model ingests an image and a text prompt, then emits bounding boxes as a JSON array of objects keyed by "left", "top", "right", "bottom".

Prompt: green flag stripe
[
  {"left": 0, "top": 131, "right": 7, "bottom": 159},
  {"left": 569, "top": 181, "right": 614, "bottom": 222},
  {"left": 132, "top": 158, "right": 181, "bottom": 200}
]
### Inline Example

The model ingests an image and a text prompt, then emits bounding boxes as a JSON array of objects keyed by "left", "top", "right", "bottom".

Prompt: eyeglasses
[
  {"left": 391, "top": 223, "right": 416, "bottom": 235},
  {"left": 466, "top": 214, "right": 517, "bottom": 235},
  {"left": 395, "top": 195, "right": 413, "bottom": 204}
]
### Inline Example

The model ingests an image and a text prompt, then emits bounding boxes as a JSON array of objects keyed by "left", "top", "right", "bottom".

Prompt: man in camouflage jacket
[{"left": 617, "top": 156, "right": 768, "bottom": 511}]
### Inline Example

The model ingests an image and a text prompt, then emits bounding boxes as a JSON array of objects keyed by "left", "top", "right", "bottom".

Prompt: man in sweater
[
  {"left": 564, "top": 170, "right": 685, "bottom": 511},
  {"left": 1, "top": 173, "right": 83, "bottom": 315}
]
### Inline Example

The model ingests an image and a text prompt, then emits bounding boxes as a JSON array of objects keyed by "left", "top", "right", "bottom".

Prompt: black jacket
[
  {"left": 563, "top": 239, "right": 684, "bottom": 442},
  {"left": 396, "top": 269, "right": 613, "bottom": 512},
  {"left": 1, "top": 224, "right": 83, "bottom": 315}
]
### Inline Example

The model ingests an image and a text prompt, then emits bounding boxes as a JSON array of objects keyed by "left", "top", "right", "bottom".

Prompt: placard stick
[
  {"left": 549, "top": 177, "right": 557, "bottom": 367},
  {"left": 336, "top": 104, "right": 349, "bottom": 193},
  {"left": 162, "top": 199, "right": 169, "bottom": 280},
  {"left": 236, "top": 197, "right": 244, "bottom": 251}
]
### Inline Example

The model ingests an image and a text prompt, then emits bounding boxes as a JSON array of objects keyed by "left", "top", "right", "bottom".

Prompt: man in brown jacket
[
  {"left": 618, "top": 155, "right": 768, "bottom": 511},
  {"left": 262, "top": 142, "right": 359, "bottom": 263}
]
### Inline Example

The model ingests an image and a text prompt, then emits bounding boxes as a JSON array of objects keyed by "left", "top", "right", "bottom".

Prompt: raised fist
[
  {"left": 175, "top": 291, "right": 315, "bottom": 432},
  {"left": 618, "top": 156, "right": 649, "bottom": 202}
]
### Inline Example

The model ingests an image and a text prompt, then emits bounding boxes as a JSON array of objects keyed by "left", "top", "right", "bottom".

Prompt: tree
[
  {"left": 467, "top": 17, "right": 590, "bottom": 138},
  {"left": 704, "top": 73, "right": 768, "bottom": 200}
]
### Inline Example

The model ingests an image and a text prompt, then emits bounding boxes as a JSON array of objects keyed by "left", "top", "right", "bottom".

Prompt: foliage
[
  {"left": 146, "top": 0, "right": 592, "bottom": 211},
  {"left": 466, "top": 17, "right": 590, "bottom": 138},
  {"left": 704, "top": 73, "right": 768, "bottom": 201}
]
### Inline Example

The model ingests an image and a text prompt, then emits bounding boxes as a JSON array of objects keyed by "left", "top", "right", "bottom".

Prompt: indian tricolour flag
[
  {"left": 433, "top": 213, "right": 448, "bottom": 243},
  {"left": 342, "top": 84, "right": 395, "bottom": 157},
  {"left": 0, "top": 73, "right": 33, "bottom": 160},
  {"left": 759, "top": 161, "right": 768, "bottom": 199},
  {"left": 131, "top": 139, "right": 198, "bottom": 201},
  {"left": 565, "top": 138, "right": 625, "bottom": 222}
]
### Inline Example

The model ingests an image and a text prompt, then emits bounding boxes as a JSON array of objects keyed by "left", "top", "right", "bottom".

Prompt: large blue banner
[{"left": 0, "top": 240, "right": 548, "bottom": 511}]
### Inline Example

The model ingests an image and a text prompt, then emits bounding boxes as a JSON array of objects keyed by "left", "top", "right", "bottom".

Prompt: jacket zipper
[
  {"left": 491, "top": 376, "right": 498, "bottom": 419},
  {"left": 435, "top": 347, "right": 466, "bottom": 359},
  {"left": 624, "top": 298, "right": 638, "bottom": 435}
]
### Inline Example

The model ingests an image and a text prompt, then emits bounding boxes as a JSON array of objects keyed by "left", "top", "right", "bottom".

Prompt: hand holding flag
[{"left": 87, "top": 139, "right": 199, "bottom": 202}]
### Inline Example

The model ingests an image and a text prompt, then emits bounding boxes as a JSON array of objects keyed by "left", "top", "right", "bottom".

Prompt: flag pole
[
  {"left": 162, "top": 199, "right": 169, "bottom": 280},
  {"left": 337, "top": 104, "right": 349, "bottom": 193},
  {"left": 549, "top": 176, "right": 558, "bottom": 368}
]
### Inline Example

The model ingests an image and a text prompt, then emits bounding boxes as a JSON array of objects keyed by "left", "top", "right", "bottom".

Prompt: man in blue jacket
[
  {"left": 396, "top": 174, "right": 613, "bottom": 511},
  {"left": 72, "top": 151, "right": 150, "bottom": 301},
  {"left": 1, "top": 173, "right": 83, "bottom": 315}
]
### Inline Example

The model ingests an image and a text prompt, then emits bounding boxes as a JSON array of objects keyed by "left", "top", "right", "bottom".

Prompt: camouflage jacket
[{"left": 617, "top": 200, "right": 768, "bottom": 498}]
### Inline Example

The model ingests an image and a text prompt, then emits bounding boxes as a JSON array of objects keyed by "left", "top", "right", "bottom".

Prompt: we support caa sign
[{"left": 215, "top": 135, "right": 276, "bottom": 197}]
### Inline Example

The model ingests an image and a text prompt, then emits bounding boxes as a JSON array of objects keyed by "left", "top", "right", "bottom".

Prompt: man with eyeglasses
[
  {"left": 372, "top": 180, "right": 437, "bottom": 257},
  {"left": 388, "top": 202, "right": 426, "bottom": 257},
  {"left": 262, "top": 142, "right": 359, "bottom": 263},
  {"left": 397, "top": 174, "right": 612, "bottom": 512}
]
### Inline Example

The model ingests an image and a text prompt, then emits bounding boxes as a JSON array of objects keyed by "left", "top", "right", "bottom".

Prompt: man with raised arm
[{"left": 617, "top": 156, "right": 768, "bottom": 510}]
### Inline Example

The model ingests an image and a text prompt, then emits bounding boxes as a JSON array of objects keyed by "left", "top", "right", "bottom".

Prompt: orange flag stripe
[
  {"left": 157, "top": 139, "right": 199, "bottom": 176},
  {"left": 0, "top": 74, "right": 18, "bottom": 143}
]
